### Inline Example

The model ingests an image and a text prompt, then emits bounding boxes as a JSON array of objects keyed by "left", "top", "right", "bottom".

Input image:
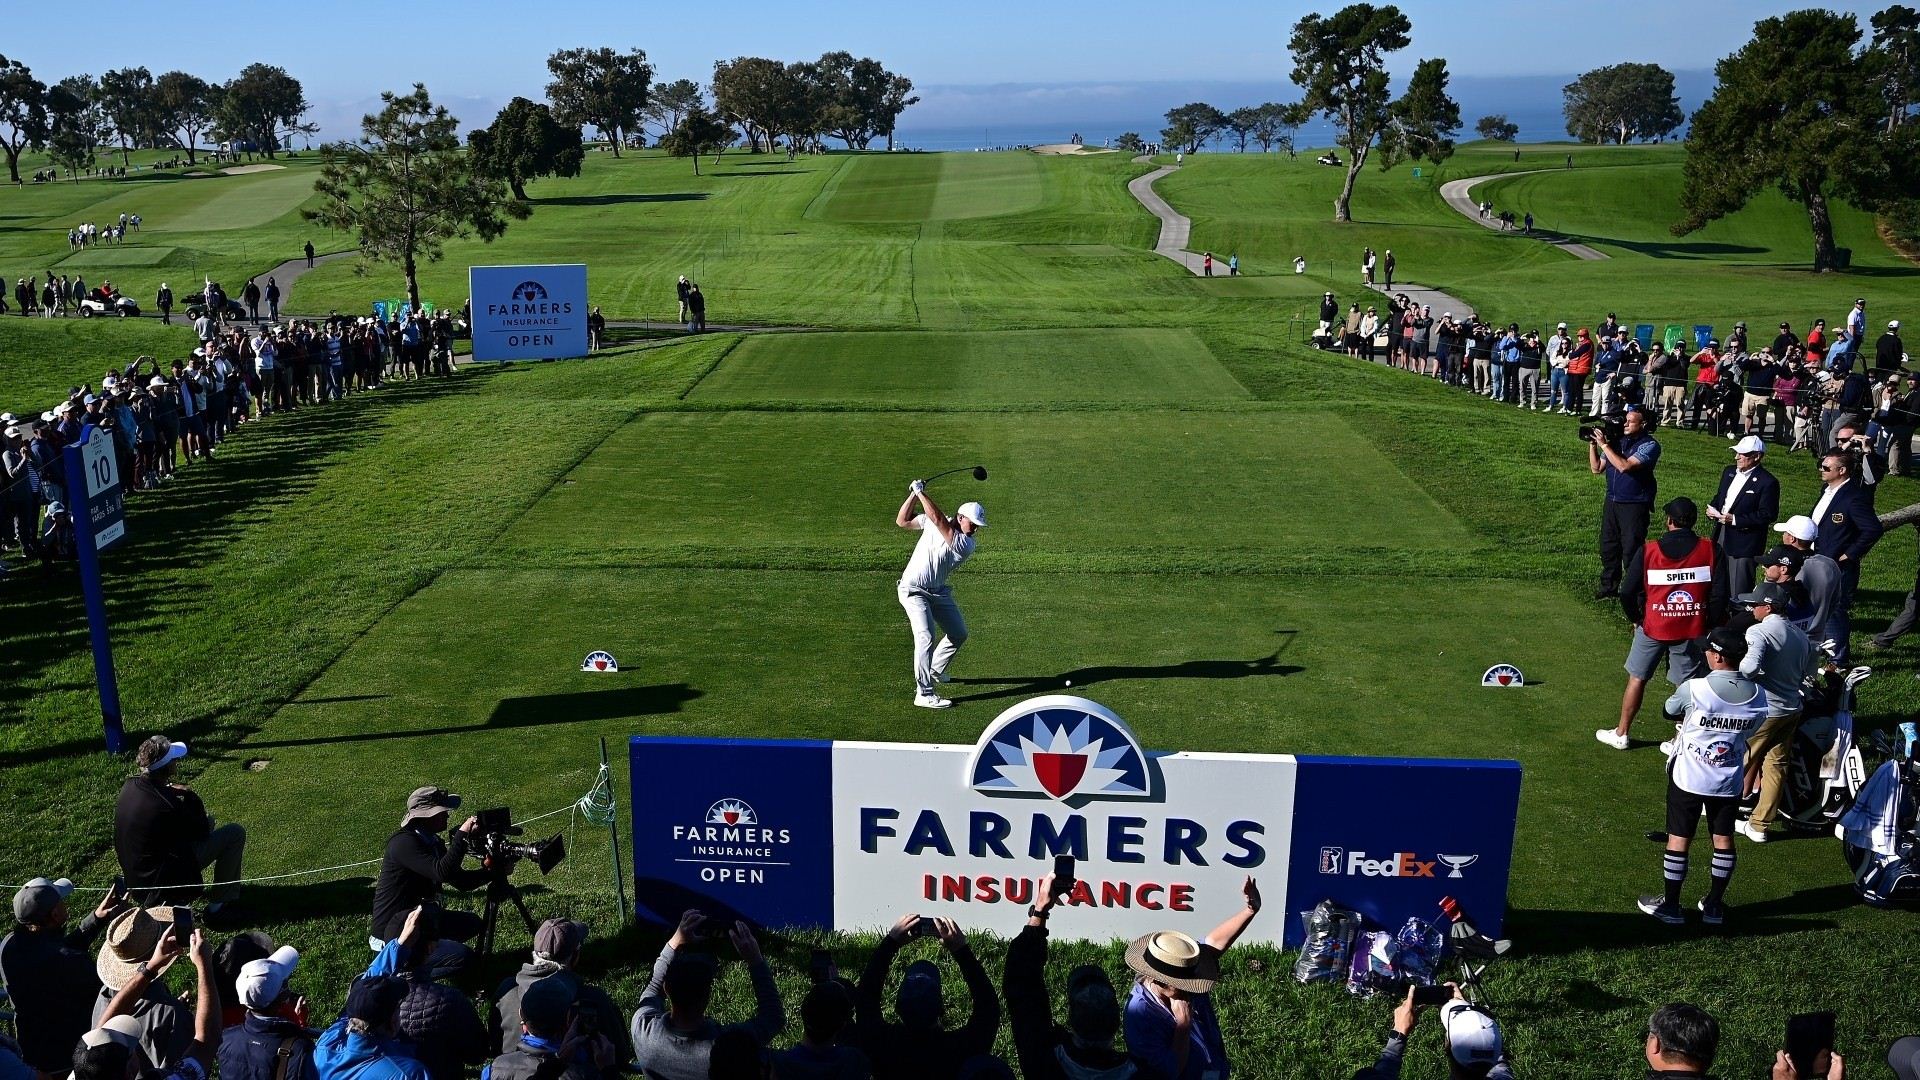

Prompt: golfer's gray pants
[
  {"left": 899, "top": 584, "right": 967, "bottom": 697},
  {"left": 192, "top": 822, "right": 247, "bottom": 902}
]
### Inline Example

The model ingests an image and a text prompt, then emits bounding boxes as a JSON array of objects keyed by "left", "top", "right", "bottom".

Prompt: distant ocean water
[{"left": 892, "top": 107, "right": 1612, "bottom": 152}]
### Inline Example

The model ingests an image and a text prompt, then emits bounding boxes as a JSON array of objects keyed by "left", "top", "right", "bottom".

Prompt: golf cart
[{"left": 78, "top": 290, "right": 140, "bottom": 318}]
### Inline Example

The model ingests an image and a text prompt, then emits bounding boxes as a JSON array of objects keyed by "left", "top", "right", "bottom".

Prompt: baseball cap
[
  {"left": 1441, "top": 1000, "right": 1503, "bottom": 1066},
  {"left": 79, "top": 1015, "right": 145, "bottom": 1052},
  {"left": 519, "top": 973, "right": 574, "bottom": 1035},
  {"left": 1662, "top": 497, "right": 1698, "bottom": 529},
  {"left": 533, "top": 917, "right": 588, "bottom": 962},
  {"left": 401, "top": 786, "right": 461, "bottom": 825},
  {"left": 1738, "top": 581, "right": 1794, "bottom": 609},
  {"left": 1557, "top": 321, "right": 1567, "bottom": 329},
  {"left": 1889, "top": 1035, "right": 1920, "bottom": 1080},
  {"left": 1065, "top": 964, "right": 1120, "bottom": 1043},
  {"left": 1894, "top": 320, "right": 1903, "bottom": 330},
  {"left": 135, "top": 736, "right": 188, "bottom": 772},
  {"left": 1732, "top": 435, "right": 1767, "bottom": 454},
  {"left": 1705, "top": 626, "right": 1749, "bottom": 664},
  {"left": 345, "top": 974, "right": 408, "bottom": 1024},
  {"left": 956, "top": 501, "right": 987, "bottom": 528},
  {"left": 1774, "top": 515, "right": 1819, "bottom": 542},
  {"left": 13, "top": 876, "right": 75, "bottom": 924},
  {"left": 1759, "top": 544, "right": 1805, "bottom": 570},
  {"left": 896, "top": 959, "right": 943, "bottom": 1029},
  {"left": 46, "top": 501, "right": 66, "bottom": 516},
  {"left": 236, "top": 946, "right": 300, "bottom": 1011}
]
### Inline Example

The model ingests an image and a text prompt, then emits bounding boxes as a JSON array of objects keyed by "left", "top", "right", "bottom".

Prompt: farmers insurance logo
[
  {"left": 967, "top": 696, "right": 1155, "bottom": 806},
  {"left": 668, "top": 797, "right": 793, "bottom": 886},
  {"left": 511, "top": 281, "right": 549, "bottom": 303}
]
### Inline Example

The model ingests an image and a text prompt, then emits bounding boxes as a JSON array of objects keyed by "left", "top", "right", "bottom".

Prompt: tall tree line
[{"left": 0, "top": 55, "right": 309, "bottom": 182}]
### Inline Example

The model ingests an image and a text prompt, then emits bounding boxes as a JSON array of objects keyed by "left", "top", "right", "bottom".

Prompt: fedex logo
[{"left": 1324, "top": 850, "right": 1438, "bottom": 878}]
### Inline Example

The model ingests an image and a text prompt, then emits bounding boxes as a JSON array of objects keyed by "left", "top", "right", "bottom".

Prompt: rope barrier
[{"left": 3, "top": 775, "right": 614, "bottom": 896}]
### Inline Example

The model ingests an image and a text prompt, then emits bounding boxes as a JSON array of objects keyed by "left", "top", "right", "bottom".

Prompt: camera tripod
[{"left": 475, "top": 861, "right": 538, "bottom": 959}]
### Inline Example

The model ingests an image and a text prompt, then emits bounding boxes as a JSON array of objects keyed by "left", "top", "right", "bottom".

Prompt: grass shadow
[
  {"left": 532, "top": 193, "right": 708, "bottom": 207},
  {"left": 949, "top": 652, "right": 1303, "bottom": 704},
  {"left": 232, "top": 683, "right": 704, "bottom": 751},
  {"left": 1504, "top": 899, "right": 1845, "bottom": 958}
]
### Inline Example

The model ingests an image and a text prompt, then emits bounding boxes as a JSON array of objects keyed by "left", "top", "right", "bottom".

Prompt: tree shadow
[
  {"left": 1544, "top": 231, "right": 1766, "bottom": 259},
  {"left": 949, "top": 651, "right": 1303, "bottom": 705},
  {"left": 716, "top": 171, "right": 806, "bottom": 178},
  {"left": 229, "top": 683, "right": 703, "bottom": 751},
  {"left": 532, "top": 193, "right": 707, "bottom": 207}
]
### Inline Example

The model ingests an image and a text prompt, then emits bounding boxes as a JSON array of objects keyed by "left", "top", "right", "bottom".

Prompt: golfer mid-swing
[{"left": 896, "top": 480, "right": 987, "bottom": 709}]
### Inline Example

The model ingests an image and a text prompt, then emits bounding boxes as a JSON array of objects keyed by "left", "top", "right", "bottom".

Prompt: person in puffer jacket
[
  {"left": 315, "top": 972, "right": 420, "bottom": 1080},
  {"left": 370, "top": 905, "right": 487, "bottom": 1080}
]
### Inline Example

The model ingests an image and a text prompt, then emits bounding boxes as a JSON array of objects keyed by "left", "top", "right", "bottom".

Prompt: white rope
[{"left": 4, "top": 785, "right": 608, "bottom": 896}]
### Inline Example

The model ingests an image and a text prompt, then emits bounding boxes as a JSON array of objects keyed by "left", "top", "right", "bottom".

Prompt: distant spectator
[
  {"left": 1809, "top": 448, "right": 1883, "bottom": 660},
  {"left": 1642, "top": 1003, "right": 1719, "bottom": 1077},
  {"left": 91, "top": 907, "right": 197, "bottom": 1069},
  {"left": 629, "top": 911, "right": 784, "bottom": 1080},
  {"left": 488, "top": 918, "right": 630, "bottom": 1075},
  {"left": 676, "top": 275, "right": 692, "bottom": 322},
  {"left": 375, "top": 906, "right": 487, "bottom": 1080},
  {"left": 1351, "top": 983, "right": 1512, "bottom": 1079},
  {"left": 482, "top": 976, "right": 615, "bottom": 1080},
  {"left": 74, "top": 926, "right": 219, "bottom": 1080},
  {"left": 588, "top": 307, "right": 606, "bottom": 353},
  {"left": 219, "top": 944, "right": 318, "bottom": 1080},
  {"left": 1123, "top": 876, "right": 1262, "bottom": 1080},
  {"left": 855, "top": 915, "right": 1000, "bottom": 1080},
  {"left": 770, "top": 982, "right": 869, "bottom": 1080},
  {"left": 0, "top": 877, "right": 129, "bottom": 1074},
  {"left": 687, "top": 285, "right": 707, "bottom": 333},
  {"left": 1004, "top": 873, "right": 1152, "bottom": 1080},
  {"left": 113, "top": 736, "right": 246, "bottom": 916}
]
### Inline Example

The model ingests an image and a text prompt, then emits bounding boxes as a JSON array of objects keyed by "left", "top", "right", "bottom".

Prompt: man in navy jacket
[{"left": 1811, "top": 447, "right": 1884, "bottom": 660}]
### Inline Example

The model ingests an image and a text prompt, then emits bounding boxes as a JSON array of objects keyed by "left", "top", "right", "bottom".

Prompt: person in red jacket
[{"left": 1599, "top": 498, "right": 1728, "bottom": 750}]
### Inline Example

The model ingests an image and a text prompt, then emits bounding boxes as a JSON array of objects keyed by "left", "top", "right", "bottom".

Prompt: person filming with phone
[
  {"left": 1, "top": 876, "right": 132, "bottom": 1075},
  {"left": 1123, "top": 875, "right": 1261, "bottom": 1080},
  {"left": 629, "top": 910, "right": 784, "bottom": 1080},
  {"left": 1351, "top": 983, "right": 1513, "bottom": 1079},
  {"left": 1005, "top": 869, "right": 1155, "bottom": 1080},
  {"left": 855, "top": 913, "right": 1000, "bottom": 1080}
]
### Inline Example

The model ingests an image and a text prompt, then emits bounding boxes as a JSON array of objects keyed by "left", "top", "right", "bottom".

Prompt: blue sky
[{"left": 0, "top": 0, "right": 1864, "bottom": 139}]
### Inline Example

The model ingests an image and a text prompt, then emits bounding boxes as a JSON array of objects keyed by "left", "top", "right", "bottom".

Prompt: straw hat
[
  {"left": 97, "top": 905, "right": 180, "bottom": 990},
  {"left": 1123, "top": 930, "right": 1220, "bottom": 994}
]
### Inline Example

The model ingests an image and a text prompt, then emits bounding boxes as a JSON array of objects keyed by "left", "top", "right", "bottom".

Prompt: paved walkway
[
  {"left": 1439, "top": 172, "right": 1609, "bottom": 261},
  {"left": 1126, "top": 155, "right": 1224, "bottom": 275},
  {"left": 1362, "top": 280, "right": 1474, "bottom": 321}
]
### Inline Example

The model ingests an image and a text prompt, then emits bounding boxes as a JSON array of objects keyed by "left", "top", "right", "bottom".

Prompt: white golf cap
[
  {"left": 1732, "top": 435, "right": 1767, "bottom": 454},
  {"left": 1892, "top": 320, "right": 1902, "bottom": 329},
  {"left": 1557, "top": 321, "right": 1567, "bottom": 329},
  {"left": 957, "top": 501, "right": 987, "bottom": 528},
  {"left": 1442, "top": 1000, "right": 1503, "bottom": 1066},
  {"left": 236, "top": 946, "right": 300, "bottom": 1010},
  {"left": 1774, "top": 515, "right": 1818, "bottom": 542}
]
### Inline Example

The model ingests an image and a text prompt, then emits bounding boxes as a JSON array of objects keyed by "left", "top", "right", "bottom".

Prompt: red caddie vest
[{"left": 1643, "top": 536, "right": 1714, "bottom": 642}]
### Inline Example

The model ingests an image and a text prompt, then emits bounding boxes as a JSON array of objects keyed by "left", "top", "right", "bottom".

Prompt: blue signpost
[{"left": 61, "top": 426, "right": 127, "bottom": 752}]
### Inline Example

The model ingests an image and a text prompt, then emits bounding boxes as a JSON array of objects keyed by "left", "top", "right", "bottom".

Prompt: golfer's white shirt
[{"left": 900, "top": 515, "right": 974, "bottom": 592}]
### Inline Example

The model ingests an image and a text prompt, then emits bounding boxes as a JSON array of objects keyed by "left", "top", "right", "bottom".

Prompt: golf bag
[
  {"left": 1842, "top": 723, "right": 1920, "bottom": 906},
  {"left": 1738, "top": 657, "right": 1870, "bottom": 832}
]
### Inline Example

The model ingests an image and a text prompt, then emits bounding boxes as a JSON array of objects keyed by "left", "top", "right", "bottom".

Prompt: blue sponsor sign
[
  {"left": 629, "top": 697, "right": 1521, "bottom": 944},
  {"left": 468, "top": 263, "right": 588, "bottom": 361}
]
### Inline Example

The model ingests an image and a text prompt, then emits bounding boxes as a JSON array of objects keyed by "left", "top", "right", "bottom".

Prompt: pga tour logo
[
  {"left": 1321, "top": 847, "right": 1480, "bottom": 879},
  {"left": 966, "top": 696, "right": 1154, "bottom": 805}
]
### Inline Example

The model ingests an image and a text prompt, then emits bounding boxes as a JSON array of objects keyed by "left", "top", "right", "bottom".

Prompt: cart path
[
  {"left": 1438, "top": 171, "right": 1610, "bottom": 260},
  {"left": 1127, "top": 155, "right": 1227, "bottom": 276}
]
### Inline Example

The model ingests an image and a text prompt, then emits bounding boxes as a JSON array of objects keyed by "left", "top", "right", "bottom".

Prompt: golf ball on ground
[{"left": 1065, "top": 679, "right": 1073, "bottom": 686}]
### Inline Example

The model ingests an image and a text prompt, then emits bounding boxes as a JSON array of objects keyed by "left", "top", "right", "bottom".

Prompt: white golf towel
[{"left": 1840, "top": 761, "right": 1903, "bottom": 857}]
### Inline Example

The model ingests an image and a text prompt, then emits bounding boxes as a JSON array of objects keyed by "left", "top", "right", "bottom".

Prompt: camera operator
[
  {"left": 370, "top": 788, "right": 488, "bottom": 973},
  {"left": 1351, "top": 984, "right": 1512, "bottom": 1079},
  {"left": 1005, "top": 873, "right": 1153, "bottom": 1080},
  {"left": 1588, "top": 404, "right": 1660, "bottom": 600}
]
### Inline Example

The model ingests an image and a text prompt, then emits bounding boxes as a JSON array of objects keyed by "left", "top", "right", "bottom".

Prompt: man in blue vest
[{"left": 1589, "top": 405, "right": 1660, "bottom": 599}]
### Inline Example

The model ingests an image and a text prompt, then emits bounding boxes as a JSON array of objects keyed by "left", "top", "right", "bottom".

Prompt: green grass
[
  {"left": 689, "top": 328, "right": 1248, "bottom": 404},
  {"left": 6, "top": 140, "right": 1920, "bottom": 1079}
]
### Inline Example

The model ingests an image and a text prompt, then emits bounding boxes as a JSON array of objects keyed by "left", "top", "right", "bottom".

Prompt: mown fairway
[{"left": 5, "top": 144, "right": 1920, "bottom": 1078}]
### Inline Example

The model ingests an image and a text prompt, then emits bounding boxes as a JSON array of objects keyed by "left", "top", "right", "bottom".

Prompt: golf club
[{"left": 920, "top": 465, "right": 988, "bottom": 484}]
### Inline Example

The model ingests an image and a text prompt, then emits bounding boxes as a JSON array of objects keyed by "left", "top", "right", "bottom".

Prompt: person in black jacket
[
  {"left": 855, "top": 915, "right": 1000, "bottom": 1080},
  {"left": 1004, "top": 874, "right": 1153, "bottom": 1080},
  {"left": 389, "top": 906, "right": 489, "bottom": 1080},
  {"left": 370, "top": 788, "right": 486, "bottom": 972},
  {"left": 1811, "top": 449, "right": 1885, "bottom": 661},
  {"left": 1876, "top": 319, "right": 1904, "bottom": 380},
  {"left": 0, "top": 877, "right": 130, "bottom": 1073},
  {"left": 1704, "top": 436, "right": 1780, "bottom": 596},
  {"left": 113, "top": 737, "right": 246, "bottom": 915},
  {"left": 485, "top": 976, "right": 614, "bottom": 1080}
]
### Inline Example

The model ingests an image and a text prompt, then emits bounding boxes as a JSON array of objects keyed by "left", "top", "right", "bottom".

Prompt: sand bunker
[{"left": 221, "top": 163, "right": 288, "bottom": 176}]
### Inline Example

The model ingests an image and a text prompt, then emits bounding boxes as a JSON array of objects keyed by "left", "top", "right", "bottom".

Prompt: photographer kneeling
[
  {"left": 1352, "top": 984, "right": 1512, "bottom": 1079},
  {"left": 370, "top": 788, "right": 489, "bottom": 975}
]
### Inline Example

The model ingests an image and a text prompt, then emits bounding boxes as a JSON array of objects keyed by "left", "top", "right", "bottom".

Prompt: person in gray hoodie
[
  {"left": 488, "top": 919, "right": 629, "bottom": 1076},
  {"left": 629, "top": 911, "right": 783, "bottom": 1080}
]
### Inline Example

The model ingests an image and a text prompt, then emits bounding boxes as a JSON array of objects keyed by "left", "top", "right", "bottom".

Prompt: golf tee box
[{"left": 629, "top": 696, "right": 1521, "bottom": 946}]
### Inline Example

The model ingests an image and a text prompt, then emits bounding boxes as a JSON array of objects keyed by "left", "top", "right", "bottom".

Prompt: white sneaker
[
  {"left": 1739, "top": 821, "right": 1770, "bottom": 843},
  {"left": 1595, "top": 728, "right": 1630, "bottom": 750},
  {"left": 914, "top": 694, "right": 953, "bottom": 710}
]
